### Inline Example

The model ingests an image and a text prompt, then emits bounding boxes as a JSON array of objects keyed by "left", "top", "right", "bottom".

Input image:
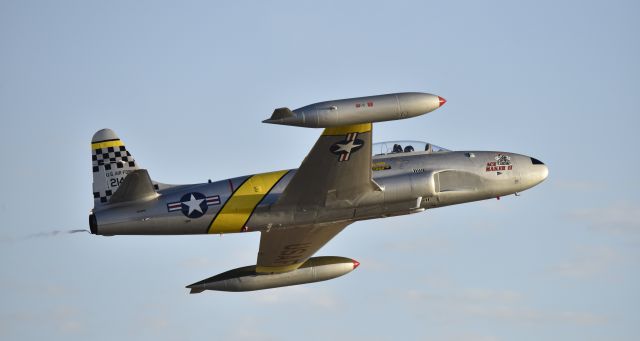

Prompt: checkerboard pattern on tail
[
  {"left": 91, "top": 129, "right": 140, "bottom": 206},
  {"left": 92, "top": 145, "right": 136, "bottom": 173}
]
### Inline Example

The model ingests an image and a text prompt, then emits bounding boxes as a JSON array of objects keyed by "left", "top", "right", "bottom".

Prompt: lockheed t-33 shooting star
[{"left": 88, "top": 92, "right": 548, "bottom": 292}]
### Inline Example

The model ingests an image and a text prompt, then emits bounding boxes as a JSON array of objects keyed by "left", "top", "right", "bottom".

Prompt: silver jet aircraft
[{"left": 88, "top": 92, "right": 548, "bottom": 292}]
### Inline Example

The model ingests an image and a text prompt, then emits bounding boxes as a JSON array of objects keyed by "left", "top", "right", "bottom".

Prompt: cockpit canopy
[{"left": 372, "top": 140, "right": 450, "bottom": 156}]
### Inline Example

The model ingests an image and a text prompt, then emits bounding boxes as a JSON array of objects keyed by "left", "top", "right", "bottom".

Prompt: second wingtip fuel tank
[
  {"left": 263, "top": 92, "right": 446, "bottom": 128},
  {"left": 187, "top": 256, "right": 359, "bottom": 293}
]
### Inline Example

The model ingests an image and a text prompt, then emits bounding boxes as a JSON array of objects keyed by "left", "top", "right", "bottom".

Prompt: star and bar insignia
[
  {"left": 330, "top": 132, "right": 364, "bottom": 162},
  {"left": 167, "top": 192, "right": 221, "bottom": 218}
]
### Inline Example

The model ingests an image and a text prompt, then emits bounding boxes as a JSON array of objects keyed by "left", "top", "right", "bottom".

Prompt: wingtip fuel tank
[
  {"left": 186, "top": 256, "right": 359, "bottom": 293},
  {"left": 263, "top": 92, "right": 445, "bottom": 128}
]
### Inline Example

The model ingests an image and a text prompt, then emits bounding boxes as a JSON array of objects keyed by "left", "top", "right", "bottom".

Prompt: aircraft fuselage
[{"left": 90, "top": 150, "right": 548, "bottom": 236}]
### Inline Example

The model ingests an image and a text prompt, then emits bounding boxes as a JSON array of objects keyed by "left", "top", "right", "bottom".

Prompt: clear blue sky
[{"left": 1, "top": 1, "right": 638, "bottom": 340}]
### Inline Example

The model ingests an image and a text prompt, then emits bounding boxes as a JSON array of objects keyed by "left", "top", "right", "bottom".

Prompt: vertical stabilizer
[{"left": 91, "top": 129, "right": 140, "bottom": 207}]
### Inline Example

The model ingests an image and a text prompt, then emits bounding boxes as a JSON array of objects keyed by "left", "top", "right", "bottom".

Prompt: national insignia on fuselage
[{"left": 167, "top": 192, "right": 220, "bottom": 218}]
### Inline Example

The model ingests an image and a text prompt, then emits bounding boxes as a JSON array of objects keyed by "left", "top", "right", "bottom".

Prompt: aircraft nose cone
[
  {"left": 538, "top": 164, "right": 549, "bottom": 183},
  {"left": 438, "top": 96, "right": 446, "bottom": 107},
  {"left": 530, "top": 158, "right": 548, "bottom": 185}
]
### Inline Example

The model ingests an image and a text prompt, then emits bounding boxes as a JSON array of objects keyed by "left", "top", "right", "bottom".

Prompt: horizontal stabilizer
[
  {"left": 109, "top": 169, "right": 158, "bottom": 204},
  {"left": 265, "top": 107, "right": 294, "bottom": 122}
]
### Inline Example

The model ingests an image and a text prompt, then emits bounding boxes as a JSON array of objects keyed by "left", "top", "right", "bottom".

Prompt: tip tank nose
[{"left": 395, "top": 92, "right": 445, "bottom": 117}]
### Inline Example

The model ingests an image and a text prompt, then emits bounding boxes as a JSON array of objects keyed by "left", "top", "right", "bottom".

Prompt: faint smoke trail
[
  {"left": 68, "top": 229, "right": 90, "bottom": 234},
  {"left": 24, "top": 229, "right": 90, "bottom": 239}
]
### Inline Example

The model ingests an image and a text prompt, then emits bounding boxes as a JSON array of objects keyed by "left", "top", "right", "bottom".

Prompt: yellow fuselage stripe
[
  {"left": 322, "top": 123, "right": 372, "bottom": 136},
  {"left": 208, "top": 170, "right": 288, "bottom": 234},
  {"left": 91, "top": 140, "right": 124, "bottom": 149}
]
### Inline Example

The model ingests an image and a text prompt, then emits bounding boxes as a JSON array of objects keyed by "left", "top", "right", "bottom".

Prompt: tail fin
[{"left": 91, "top": 129, "right": 140, "bottom": 207}]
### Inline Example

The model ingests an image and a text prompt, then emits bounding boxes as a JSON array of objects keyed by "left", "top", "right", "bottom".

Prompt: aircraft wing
[
  {"left": 253, "top": 123, "right": 378, "bottom": 273},
  {"left": 256, "top": 221, "right": 351, "bottom": 273},
  {"left": 275, "top": 123, "right": 379, "bottom": 208}
]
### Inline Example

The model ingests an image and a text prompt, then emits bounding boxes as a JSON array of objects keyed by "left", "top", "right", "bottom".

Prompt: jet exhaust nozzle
[{"left": 89, "top": 212, "right": 98, "bottom": 235}]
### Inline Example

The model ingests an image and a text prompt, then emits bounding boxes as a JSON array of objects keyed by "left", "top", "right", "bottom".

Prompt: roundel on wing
[{"left": 329, "top": 132, "right": 364, "bottom": 162}]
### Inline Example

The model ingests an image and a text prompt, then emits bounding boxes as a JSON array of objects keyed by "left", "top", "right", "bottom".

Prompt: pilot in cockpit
[{"left": 372, "top": 141, "right": 449, "bottom": 156}]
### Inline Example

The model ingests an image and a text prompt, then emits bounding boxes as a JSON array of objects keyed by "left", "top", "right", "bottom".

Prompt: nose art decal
[{"left": 486, "top": 154, "right": 513, "bottom": 172}]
